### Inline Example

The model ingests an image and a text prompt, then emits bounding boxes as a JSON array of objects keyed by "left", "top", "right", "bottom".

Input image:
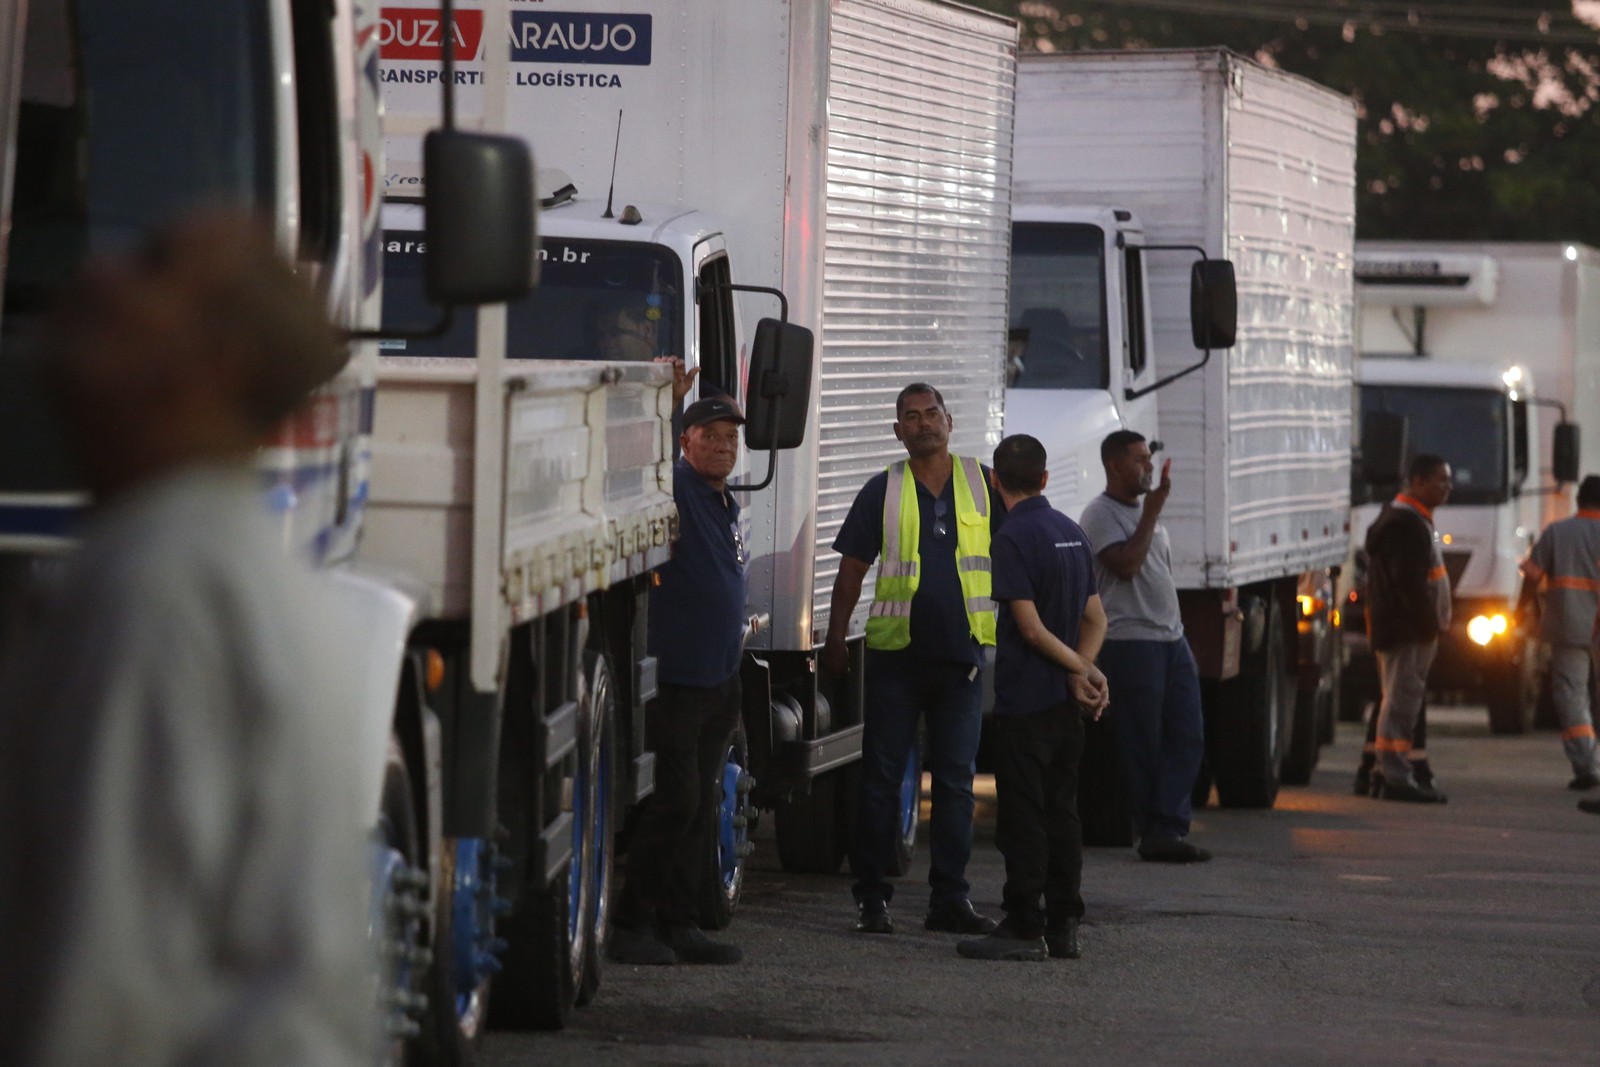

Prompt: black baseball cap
[{"left": 683, "top": 394, "right": 746, "bottom": 429}]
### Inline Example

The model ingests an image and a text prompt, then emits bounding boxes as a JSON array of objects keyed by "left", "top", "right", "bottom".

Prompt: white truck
[
  {"left": 1341, "top": 243, "right": 1588, "bottom": 733},
  {"left": 373, "top": 0, "right": 1017, "bottom": 992},
  {"left": 0, "top": 3, "right": 596, "bottom": 1064},
  {"left": 1008, "top": 48, "right": 1358, "bottom": 832}
]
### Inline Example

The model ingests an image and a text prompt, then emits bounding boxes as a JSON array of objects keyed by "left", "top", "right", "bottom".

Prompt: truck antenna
[{"left": 602, "top": 111, "right": 623, "bottom": 219}]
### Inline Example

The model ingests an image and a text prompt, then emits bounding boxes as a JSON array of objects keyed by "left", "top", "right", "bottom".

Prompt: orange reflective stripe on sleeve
[
  {"left": 1375, "top": 737, "right": 1414, "bottom": 753},
  {"left": 1549, "top": 576, "right": 1600, "bottom": 592},
  {"left": 1561, "top": 723, "right": 1597, "bottom": 741},
  {"left": 1427, "top": 566, "right": 1447, "bottom": 582},
  {"left": 1519, "top": 558, "right": 1546, "bottom": 581}
]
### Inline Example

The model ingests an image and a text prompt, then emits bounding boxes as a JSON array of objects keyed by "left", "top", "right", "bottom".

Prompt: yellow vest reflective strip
[{"left": 865, "top": 455, "right": 996, "bottom": 649}]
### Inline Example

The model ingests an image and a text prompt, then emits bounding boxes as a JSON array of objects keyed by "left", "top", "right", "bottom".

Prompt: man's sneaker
[
  {"left": 956, "top": 921, "right": 1047, "bottom": 962},
  {"left": 1567, "top": 770, "right": 1600, "bottom": 791},
  {"left": 855, "top": 901, "right": 894, "bottom": 935},
  {"left": 1578, "top": 797, "right": 1600, "bottom": 815},
  {"left": 606, "top": 924, "right": 676, "bottom": 966},
  {"left": 1044, "top": 919, "right": 1081, "bottom": 960},
  {"left": 1137, "top": 837, "right": 1213, "bottom": 863},
  {"left": 1378, "top": 780, "right": 1448, "bottom": 804},
  {"left": 660, "top": 925, "right": 742, "bottom": 965},
  {"left": 924, "top": 899, "right": 999, "bottom": 935}
]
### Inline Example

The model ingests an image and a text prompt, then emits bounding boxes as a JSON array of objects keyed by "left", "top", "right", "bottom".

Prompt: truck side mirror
[
  {"left": 1553, "top": 421, "right": 1581, "bottom": 485},
  {"left": 1359, "top": 411, "right": 1407, "bottom": 488},
  {"left": 743, "top": 318, "right": 814, "bottom": 451},
  {"left": 1191, "top": 259, "right": 1237, "bottom": 350},
  {"left": 424, "top": 130, "right": 536, "bottom": 305}
]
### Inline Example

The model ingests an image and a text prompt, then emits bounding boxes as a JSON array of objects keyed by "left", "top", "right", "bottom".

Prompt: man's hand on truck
[{"left": 654, "top": 356, "right": 699, "bottom": 405}]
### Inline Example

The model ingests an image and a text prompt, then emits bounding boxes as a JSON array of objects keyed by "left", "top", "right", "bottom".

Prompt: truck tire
[
  {"left": 1339, "top": 653, "right": 1378, "bottom": 723},
  {"left": 699, "top": 722, "right": 752, "bottom": 930},
  {"left": 575, "top": 651, "right": 617, "bottom": 1005},
  {"left": 488, "top": 869, "right": 573, "bottom": 1031},
  {"left": 1210, "top": 598, "right": 1293, "bottom": 809},
  {"left": 1279, "top": 684, "right": 1322, "bottom": 786},
  {"left": 375, "top": 737, "right": 429, "bottom": 1058},
  {"left": 884, "top": 746, "right": 921, "bottom": 877},
  {"left": 1077, "top": 713, "right": 1135, "bottom": 847},
  {"left": 1485, "top": 638, "right": 1537, "bottom": 735},
  {"left": 774, "top": 771, "right": 843, "bottom": 874},
  {"left": 418, "top": 840, "right": 498, "bottom": 1067}
]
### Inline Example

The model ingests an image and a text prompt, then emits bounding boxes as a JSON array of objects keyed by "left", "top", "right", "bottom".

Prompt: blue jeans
[
  {"left": 1098, "top": 637, "right": 1205, "bottom": 841},
  {"left": 850, "top": 648, "right": 983, "bottom": 909}
]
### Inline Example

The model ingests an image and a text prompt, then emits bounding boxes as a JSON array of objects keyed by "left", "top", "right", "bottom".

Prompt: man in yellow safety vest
[{"left": 823, "top": 383, "right": 1004, "bottom": 937}]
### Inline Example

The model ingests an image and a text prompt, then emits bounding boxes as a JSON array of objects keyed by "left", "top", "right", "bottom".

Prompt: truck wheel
[
  {"left": 373, "top": 737, "right": 428, "bottom": 1056},
  {"left": 1485, "top": 639, "right": 1537, "bottom": 735},
  {"left": 488, "top": 867, "right": 573, "bottom": 1031},
  {"left": 884, "top": 745, "right": 921, "bottom": 877},
  {"left": 774, "top": 771, "right": 842, "bottom": 873},
  {"left": 1211, "top": 598, "right": 1293, "bottom": 808},
  {"left": 419, "top": 839, "right": 502, "bottom": 1066},
  {"left": 1077, "top": 713, "right": 1135, "bottom": 847},
  {"left": 575, "top": 652, "right": 617, "bottom": 1005},
  {"left": 1279, "top": 685, "right": 1322, "bottom": 786},
  {"left": 700, "top": 723, "right": 753, "bottom": 930},
  {"left": 1339, "top": 654, "right": 1377, "bottom": 723}
]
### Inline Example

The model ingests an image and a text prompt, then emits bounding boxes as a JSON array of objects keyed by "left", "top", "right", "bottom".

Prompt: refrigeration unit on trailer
[{"left": 1009, "top": 48, "right": 1358, "bottom": 832}]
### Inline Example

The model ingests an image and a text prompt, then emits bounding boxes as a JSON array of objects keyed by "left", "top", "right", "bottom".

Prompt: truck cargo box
[{"left": 1014, "top": 49, "right": 1357, "bottom": 589}]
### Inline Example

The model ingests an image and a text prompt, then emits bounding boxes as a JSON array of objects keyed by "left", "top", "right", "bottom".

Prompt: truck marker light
[
  {"left": 1442, "top": 533, "right": 1453, "bottom": 544},
  {"left": 426, "top": 648, "right": 446, "bottom": 692}
]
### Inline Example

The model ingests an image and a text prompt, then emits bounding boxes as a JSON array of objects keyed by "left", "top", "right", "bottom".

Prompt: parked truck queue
[{"left": 2, "top": 2, "right": 1591, "bottom": 1065}]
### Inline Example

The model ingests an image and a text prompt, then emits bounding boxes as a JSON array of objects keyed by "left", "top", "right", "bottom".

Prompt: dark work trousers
[
  {"left": 1097, "top": 637, "right": 1206, "bottom": 842},
  {"left": 614, "top": 673, "right": 741, "bottom": 931},
  {"left": 990, "top": 703, "right": 1086, "bottom": 938},
  {"left": 850, "top": 648, "right": 984, "bottom": 910}
]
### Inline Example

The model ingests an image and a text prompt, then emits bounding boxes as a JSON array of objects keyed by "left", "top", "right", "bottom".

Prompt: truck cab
[
  {"left": 1004, "top": 205, "right": 1160, "bottom": 519},
  {"left": 1344, "top": 358, "right": 1543, "bottom": 733}
]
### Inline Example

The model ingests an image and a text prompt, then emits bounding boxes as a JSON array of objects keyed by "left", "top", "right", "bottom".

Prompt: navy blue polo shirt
[
  {"left": 833, "top": 462, "right": 1006, "bottom": 668},
  {"left": 990, "top": 494, "right": 1097, "bottom": 716},
  {"left": 649, "top": 458, "right": 747, "bottom": 687}
]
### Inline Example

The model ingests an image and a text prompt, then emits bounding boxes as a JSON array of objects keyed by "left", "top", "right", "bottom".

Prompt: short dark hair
[
  {"left": 1100, "top": 429, "right": 1146, "bottom": 467},
  {"left": 1407, "top": 453, "right": 1448, "bottom": 482},
  {"left": 993, "top": 434, "right": 1047, "bottom": 494},
  {"left": 1578, "top": 475, "right": 1600, "bottom": 509},
  {"left": 895, "top": 382, "right": 946, "bottom": 418}
]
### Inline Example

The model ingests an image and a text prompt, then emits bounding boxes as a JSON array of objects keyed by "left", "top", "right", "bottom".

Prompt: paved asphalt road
[{"left": 483, "top": 710, "right": 1600, "bottom": 1067}]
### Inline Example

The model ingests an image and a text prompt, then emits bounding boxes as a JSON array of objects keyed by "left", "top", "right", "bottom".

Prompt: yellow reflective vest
[{"left": 864, "top": 455, "right": 997, "bottom": 651}]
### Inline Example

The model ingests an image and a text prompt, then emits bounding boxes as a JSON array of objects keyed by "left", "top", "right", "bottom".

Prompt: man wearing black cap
[{"left": 609, "top": 386, "right": 749, "bottom": 966}]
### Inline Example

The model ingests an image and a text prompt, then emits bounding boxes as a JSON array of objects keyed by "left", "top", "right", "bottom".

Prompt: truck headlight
[{"left": 1467, "top": 613, "right": 1508, "bottom": 646}]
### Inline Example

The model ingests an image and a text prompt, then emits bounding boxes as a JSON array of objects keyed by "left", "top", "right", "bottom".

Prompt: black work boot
[
  {"left": 956, "top": 919, "right": 1047, "bottom": 962},
  {"left": 1044, "top": 918, "right": 1081, "bottom": 960}
]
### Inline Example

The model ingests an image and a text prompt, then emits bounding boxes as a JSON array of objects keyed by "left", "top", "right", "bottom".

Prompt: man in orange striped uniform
[
  {"left": 1516, "top": 475, "right": 1600, "bottom": 793},
  {"left": 1363, "top": 454, "right": 1454, "bottom": 804}
]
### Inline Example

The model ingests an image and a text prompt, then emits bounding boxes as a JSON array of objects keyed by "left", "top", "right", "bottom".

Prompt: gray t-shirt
[
  {"left": 1527, "top": 512, "right": 1600, "bottom": 647},
  {"left": 1079, "top": 492, "right": 1184, "bottom": 641}
]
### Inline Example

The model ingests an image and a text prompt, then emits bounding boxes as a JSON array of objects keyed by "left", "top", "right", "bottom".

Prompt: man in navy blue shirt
[
  {"left": 958, "top": 434, "right": 1108, "bottom": 963},
  {"left": 610, "top": 389, "right": 748, "bottom": 967},
  {"left": 823, "top": 383, "right": 1005, "bottom": 937}
]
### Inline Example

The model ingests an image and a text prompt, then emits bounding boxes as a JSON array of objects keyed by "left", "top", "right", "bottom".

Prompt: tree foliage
[{"left": 966, "top": 1, "right": 1600, "bottom": 242}]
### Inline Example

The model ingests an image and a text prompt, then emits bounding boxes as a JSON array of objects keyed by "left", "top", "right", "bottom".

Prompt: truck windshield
[
  {"left": 380, "top": 235, "right": 684, "bottom": 362},
  {"left": 1008, "top": 222, "right": 1108, "bottom": 390},
  {"left": 0, "top": 0, "right": 275, "bottom": 493},
  {"left": 1357, "top": 384, "right": 1508, "bottom": 506}
]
